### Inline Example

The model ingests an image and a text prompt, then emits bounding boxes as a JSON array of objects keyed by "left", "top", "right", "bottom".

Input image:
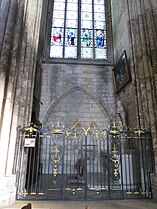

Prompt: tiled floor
[{"left": 1, "top": 200, "right": 157, "bottom": 209}]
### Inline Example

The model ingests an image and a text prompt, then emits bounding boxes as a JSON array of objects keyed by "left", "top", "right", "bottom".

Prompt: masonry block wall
[
  {"left": 40, "top": 63, "right": 115, "bottom": 130},
  {"left": 111, "top": 0, "right": 136, "bottom": 128}
]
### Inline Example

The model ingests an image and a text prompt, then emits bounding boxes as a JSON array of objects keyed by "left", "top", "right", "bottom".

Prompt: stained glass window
[{"left": 50, "top": 0, "right": 107, "bottom": 60}]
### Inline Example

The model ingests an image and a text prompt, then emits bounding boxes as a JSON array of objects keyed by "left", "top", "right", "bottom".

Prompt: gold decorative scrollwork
[
  {"left": 70, "top": 121, "right": 101, "bottom": 137},
  {"left": 114, "top": 168, "right": 119, "bottom": 177},
  {"left": 90, "top": 121, "right": 100, "bottom": 130},
  {"left": 65, "top": 130, "right": 71, "bottom": 138},
  {"left": 51, "top": 144, "right": 60, "bottom": 177},
  {"left": 71, "top": 121, "right": 83, "bottom": 130}
]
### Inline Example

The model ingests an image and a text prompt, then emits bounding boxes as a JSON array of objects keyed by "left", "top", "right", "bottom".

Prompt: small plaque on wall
[{"left": 24, "top": 138, "right": 36, "bottom": 147}]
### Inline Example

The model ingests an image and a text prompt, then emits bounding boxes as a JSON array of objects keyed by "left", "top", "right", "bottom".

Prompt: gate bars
[{"left": 14, "top": 121, "right": 154, "bottom": 200}]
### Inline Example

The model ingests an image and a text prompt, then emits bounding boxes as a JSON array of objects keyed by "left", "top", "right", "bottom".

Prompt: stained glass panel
[
  {"left": 94, "top": 13, "right": 105, "bottom": 20},
  {"left": 65, "top": 47, "right": 77, "bottom": 58},
  {"left": 50, "top": 46, "right": 63, "bottom": 58},
  {"left": 81, "top": 4, "right": 92, "bottom": 12},
  {"left": 94, "top": 0, "right": 104, "bottom": 4},
  {"left": 67, "top": 0, "right": 78, "bottom": 2},
  {"left": 52, "top": 19, "right": 64, "bottom": 27},
  {"left": 53, "top": 10, "right": 65, "bottom": 19},
  {"left": 66, "top": 19, "right": 77, "bottom": 28},
  {"left": 65, "top": 28, "right": 77, "bottom": 46},
  {"left": 81, "top": 29, "right": 93, "bottom": 47},
  {"left": 95, "top": 48, "right": 107, "bottom": 59},
  {"left": 82, "top": 0, "right": 92, "bottom": 3},
  {"left": 95, "top": 29, "right": 105, "bottom": 48},
  {"left": 54, "top": 0, "right": 65, "bottom": 2},
  {"left": 51, "top": 28, "right": 64, "bottom": 46},
  {"left": 81, "top": 48, "right": 93, "bottom": 59},
  {"left": 94, "top": 5, "right": 105, "bottom": 12},
  {"left": 54, "top": 2, "right": 65, "bottom": 10},
  {"left": 95, "top": 21, "right": 106, "bottom": 29},
  {"left": 67, "top": 11, "right": 78, "bottom": 19},
  {"left": 50, "top": 0, "right": 107, "bottom": 60},
  {"left": 95, "top": 29, "right": 106, "bottom": 40},
  {"left": 81, "top": 20, "right": 92, "bottom": 28},
  {"left": 67, "top": 3, "right": 78, "bottom": 11},
  {"left": 81, "top": 12, "right": 92, "bottom": 20}
]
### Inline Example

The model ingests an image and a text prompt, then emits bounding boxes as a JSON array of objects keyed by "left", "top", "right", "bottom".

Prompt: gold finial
[
  {"left": 24, "top": 123, "right": 38, "bottom": 135},
  {"left": 109, "top": 121, "right": 119, "bottom": 135},
  {"left": 52, "top": 121, "right": 63, "bottom": 134},
  {"left": 134, "top": 129, "right": 145, "bottom": 137}
]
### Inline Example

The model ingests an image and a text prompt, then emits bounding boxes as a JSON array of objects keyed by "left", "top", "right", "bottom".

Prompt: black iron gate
[{"left": 15, "top": 122, "right": 154, "bottom": 200}]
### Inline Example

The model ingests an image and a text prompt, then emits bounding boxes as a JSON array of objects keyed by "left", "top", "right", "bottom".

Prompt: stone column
[
  {"left": 0, "top": 0, "right": 17, "bottom": 129},
  {"left": 0, "top": 0, "right": 43, "bottom": 206},
  {"left": 126, "top": 0, "right": 157, "bottom": 199}
]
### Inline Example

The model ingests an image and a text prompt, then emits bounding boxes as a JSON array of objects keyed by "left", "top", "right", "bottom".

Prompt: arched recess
[{"left": 40, "top": 85, "right": 114, "bottom": 129}]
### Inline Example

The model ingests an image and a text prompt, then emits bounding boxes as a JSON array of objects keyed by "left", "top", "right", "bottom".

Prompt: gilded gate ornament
[
  {"left": 51, "top": 144, "right": 61, "bottom": 176},
  {"left": 16, "top": 121, "right": 153, "bottom": 200}
]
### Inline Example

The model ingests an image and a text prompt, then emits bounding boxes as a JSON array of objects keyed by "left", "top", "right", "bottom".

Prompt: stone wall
[
  {"left": 111, "top": 0, "right": 157, "bottom": 200},
  {"left": 111, "top": 0, "right": 137, "bottom": 128},
  {"left": 111, "top": 0, "right": 130, "bottom": 60},
  {"left": 40, "top": 63, "right": 115, "bottom": 130}
]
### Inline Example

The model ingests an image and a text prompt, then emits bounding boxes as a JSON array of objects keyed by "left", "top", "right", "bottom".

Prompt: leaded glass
[
  {"left": 81, "top": 29, "right": 93, "bottom": 47},
  {"left": 81, "top": 48, "right": 93, "bottom": 59},
  {"left": 81, "top": 20, "right": 92, "bottom": 28},
  {"left": 54, "top": 0, "right": 65, "bottom": 2},
  {"left": 95, "top": 29, "right": 105, "bottom": 47},
  {"left": 66, "top": 19, "right": 77, "bottom": 28},
  {"left": 52, "top": 19, "right": 64, "bottom": 27},
  {"left": 51, "top": 28, "right": 64, "bottom": 46},
  {"left": 94, "top": 5, "right": 105, "bottom": 12},
  {"left": 82, "top": 0, "right": 92, "bottom": 3},
  {"left": 81, "top": 12, "right": 92, "bottom": 20},
  {"left": 94, "top": 13, "right": 105, "bottom": 20},
  {"left": 50, "top": 0, "right": 107, "bottom": 60},
  {"left": 95, "top": 29, "right": 106, "bottom": 40},
  {"left": 95, "top": 36, "right": 106, "bottom": 48},
  {"left": 67, "top": 3, "right": 78, "bottom": 11},
  {"left": 81, "top": 4, "right": 92, "bottom": 12},
  {"left": 67, "top": 11, "right": 78, "bottom": 19},
  {"left": 54, "top": 2, "right": 65, "bottom": 10},
  {"left": 95, "top": 48, "right": 107, "bottom": 59},
  {"left": 65, "top": 47, "right": 77, "bottom": 58},
  {"left": 53, "top": 11, "right": 65, "bottom": 19},
  {"left": 50, "top": 46, "right": 63, "bottom": 58},
  {"left": 95, "top": 21, "right": 106, "bottom": 29},
  {"left": 94, "top": 0, "right": 104, "bottom": 4},
  {"left": 67, "top": 0, "right": 78, "bottom": 2},
  {"left": 65, "top": 28, "right": 77, "bottom": 46}
]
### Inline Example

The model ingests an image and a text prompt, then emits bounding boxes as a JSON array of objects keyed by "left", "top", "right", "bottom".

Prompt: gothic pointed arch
[{"left": 41, "top": 85, "right": 112, "bottom": 128}]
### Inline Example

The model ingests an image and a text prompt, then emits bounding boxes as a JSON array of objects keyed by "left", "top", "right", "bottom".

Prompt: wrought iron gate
[{"left": 15, "top": 122, "right": 154, "bottom": 200}]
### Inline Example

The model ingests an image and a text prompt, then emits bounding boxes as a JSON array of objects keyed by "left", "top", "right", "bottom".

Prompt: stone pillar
[
  {"left": 0, "top": 0, "right": 43, "bottom": 206},
  {"left": 0, "top": 0, "right": 17, "bottom": 128},
  {"left": 126, "top": 0, "right": 157, "bottom": 199}
]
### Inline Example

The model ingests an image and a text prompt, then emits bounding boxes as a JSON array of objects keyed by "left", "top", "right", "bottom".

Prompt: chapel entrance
[{"left": 15, "top": 122, "right": 154, "bottom": 200}]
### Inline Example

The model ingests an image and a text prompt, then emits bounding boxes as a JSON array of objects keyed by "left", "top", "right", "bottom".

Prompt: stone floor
[{"left": 1, "top": 200, "right": 157, "bottom": 209}]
